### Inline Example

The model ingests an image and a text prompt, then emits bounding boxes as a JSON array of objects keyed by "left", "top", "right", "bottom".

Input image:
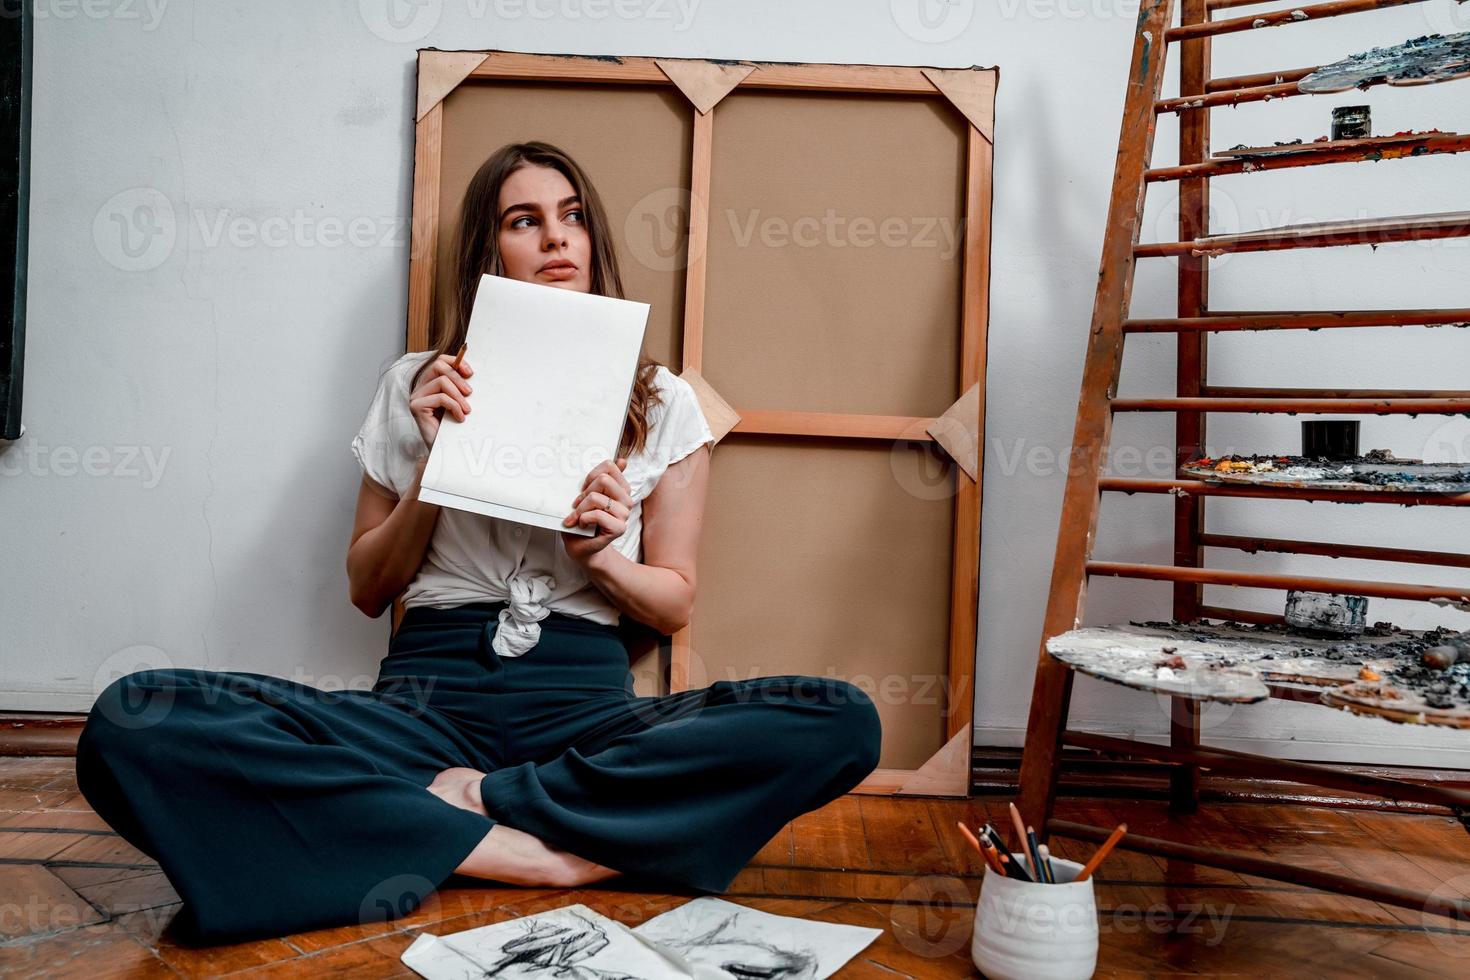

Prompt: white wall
[{"left": 2, "top": 0, "right": 1467, "bottom": 767}]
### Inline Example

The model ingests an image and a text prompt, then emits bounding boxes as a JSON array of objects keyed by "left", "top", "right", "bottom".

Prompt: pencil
[
  {"left": 956, "top": 819, "right": 982, "bottom": 853},
  {"left": 1025, "top": 825, "right": 1047, "bottom": 884},
  {"left": 1007, "top": 802, "right": 1030, "bottom": 855},
  {"left": 957, "top": 821, "right": 1005, "bottom": 876},
  {"left": 983, "top": 825, "right": 1032, "bottom": 882},
  {"left": 1075, "top": 823, "right": 1128, "bottom": 882},
  {"left": 980, "top": 838, "right": 1007, "bottom": 877},
  {"left": 450, "top": 341, "right": 467, "bottom": 373},
  {"left": 1038, "top": 843, "right": 1056, "bottom": 884}
]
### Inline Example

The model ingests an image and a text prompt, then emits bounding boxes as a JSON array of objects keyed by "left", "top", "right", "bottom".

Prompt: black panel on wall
[{"left": 1, "top": 1, "right": 32, "bottom": 441}]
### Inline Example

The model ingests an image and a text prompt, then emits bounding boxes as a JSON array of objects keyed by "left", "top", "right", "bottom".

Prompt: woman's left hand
[{"left": 561, "top": 457, "right": 634, "bottom": 563}]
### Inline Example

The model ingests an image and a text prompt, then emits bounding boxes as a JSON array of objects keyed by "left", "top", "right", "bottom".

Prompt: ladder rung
[
  {"left": 1201, "top": 532, "right": 1470, "bottom": 569},
  {"left": 1063, "top": 731, "right": 1470, "bottom": 805},
  {"left": 1049, "top": 819, "right": 1470, "bottom": 918},
  {"left": 1196, "top": 604, "right": 1285, "bottom": 625},
  {"left": 1124, "top": 310, "right": 1470, "bottom": 332},
  {"left": 1207, "top": 65, "right": 1318, "bottom": 91},
  {"left": 1135, "top": 210, "right": 1470, "bottom": 257},
  {"left": 1167, "top": 0, "right": 1429, "bottom": 43},
  {"left": 1146, "top": 133, "right": 1470, "bottom": 181},
  {"left": 1204, "top": 385, "right": 1470, "bottom": 399},
  {"left": 1111, "top": 397, "right": 1470, "bottom": 413},
  {"left": 1207, "top": 0, "right": 1298, "bottom": 9},
  {"left": 1157, "top": 80, "right": 1298, "bottom": 114},
  {"left": 1099, "top": 477, "right": 1470, "bottom": 506},
  {"left": 1085, "top": 560, "right": 1469, "bottom": 603}
]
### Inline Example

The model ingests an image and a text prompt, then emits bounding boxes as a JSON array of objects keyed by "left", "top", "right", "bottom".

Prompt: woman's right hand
[{"left": 410, "top": 352, "right": 474, "bottom": 450}]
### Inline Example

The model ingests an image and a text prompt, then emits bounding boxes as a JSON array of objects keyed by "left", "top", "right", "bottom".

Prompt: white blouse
[{"left": 351, "top": 351, "right": 715, "bottom": 656}]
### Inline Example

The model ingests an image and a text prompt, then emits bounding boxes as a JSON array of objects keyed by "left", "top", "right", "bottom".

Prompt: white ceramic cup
[{"left": 971, "top": 855, "right": 1098, "bottom": 980}]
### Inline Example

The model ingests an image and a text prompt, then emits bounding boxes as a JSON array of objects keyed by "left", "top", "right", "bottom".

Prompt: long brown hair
[{"left": 413, "top": 140, "right": 664, "bottom": 457}]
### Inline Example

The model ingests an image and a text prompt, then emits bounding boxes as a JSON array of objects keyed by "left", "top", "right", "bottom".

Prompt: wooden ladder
[{"left": 1017, "top": 0, "right": 1470, "bottom": 920}]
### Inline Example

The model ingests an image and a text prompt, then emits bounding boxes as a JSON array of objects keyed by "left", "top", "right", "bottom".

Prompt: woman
[{"left": 75, "top": 141, "right": 883, "bottom": 946}]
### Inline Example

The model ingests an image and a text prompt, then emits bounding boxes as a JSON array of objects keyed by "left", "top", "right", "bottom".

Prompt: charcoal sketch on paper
[
  {"left": 631, "top": 897, "right": 883, "bottom": 980},
  {"left": 401, "top": 904, "right": 692, "bottom": 980}
]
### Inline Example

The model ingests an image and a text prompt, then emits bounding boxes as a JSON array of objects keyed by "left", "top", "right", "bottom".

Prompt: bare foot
[
  {"left": 427, "top": 766, "right": 490, "bottom": 818},
  {"left": 553, "top": 849, "right": 623, "bottom": 887},
  {"left": 456, "top": 824, "right": 624, "bottom": 887},
  {"left": 429, "top": 767, "right": 623, "bottom": 887}
]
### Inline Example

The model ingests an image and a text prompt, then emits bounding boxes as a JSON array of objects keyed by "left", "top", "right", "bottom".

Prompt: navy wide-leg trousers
[{"left": 74, "top": 601, "right": 883, "bottom": 944}]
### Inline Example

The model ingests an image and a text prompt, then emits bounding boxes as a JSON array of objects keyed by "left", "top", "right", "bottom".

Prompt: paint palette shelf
[
  {"left": 1048, "top": 620, "right": 1470, "bottom": 727},
  {"left": 1214, "top": 131, "right": 1468, "bottom": 159},
  {"left": 1156, "top": 24, "right": 1470, "bottom": 113},
  {"left": 1298, "top": 29, "right": 1470, "bottom": 93},
  {"left": 1145, "top": 131, "right": 1470, "bottom": 181},
  {"left": 1018, "top": 0, "right": 1470, "bottom": 924},
  {"left": 1179, "top": 457, "right": 1470, "bottom": 494}
]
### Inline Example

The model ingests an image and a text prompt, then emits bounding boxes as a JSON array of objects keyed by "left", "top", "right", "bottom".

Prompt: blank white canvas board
[{"left": 418, "top": 274, "right": 649, "bottom": 536}]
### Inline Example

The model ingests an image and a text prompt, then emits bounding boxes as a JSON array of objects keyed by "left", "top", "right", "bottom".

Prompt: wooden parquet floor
[{"left": 0, "top": 755, "right": 1467, "bottom": 977}]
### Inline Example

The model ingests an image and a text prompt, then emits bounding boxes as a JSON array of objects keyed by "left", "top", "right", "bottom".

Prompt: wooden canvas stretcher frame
[{"left": 398, "top": 49, "right": 997, "bottom": 797}]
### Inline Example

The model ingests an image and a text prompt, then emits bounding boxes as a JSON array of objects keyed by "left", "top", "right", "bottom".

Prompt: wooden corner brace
[
  {"left": 927, "top": 381, "right": 981, "bottom": 481},
  {"left": 920, "top": 67, "right": 997, "bottom": 144},
  {"left": 416, "top": 51, "right": 490, "bottom": 121},
  {"left": 677, "top": 368, "right": 740, "bottom": 445},
  {"left": 655, "top": 59, "right": 757, "bottom": 114}
]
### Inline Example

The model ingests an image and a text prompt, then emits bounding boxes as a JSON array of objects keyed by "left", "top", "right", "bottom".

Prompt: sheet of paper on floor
[
  {"left": 400, "top": 897, "right": 882, "bottom": 979},
  {"left": 400, "top": 904, "right": 697, "bottom": 979},
  {"left": 631, "top": 896, "right": 883, "bottom": 979}
]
